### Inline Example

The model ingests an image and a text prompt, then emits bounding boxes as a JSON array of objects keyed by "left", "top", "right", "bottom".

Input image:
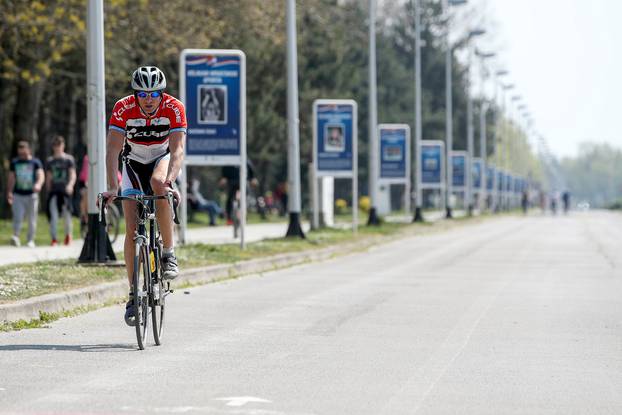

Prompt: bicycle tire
[
  {"left": 151, "top": 247, "right": 165, "bottom": 345},
  {"left": 133, "top": 244, "right": 150, "bottom": 350},
  {"left": 107, "top": 204, "right": 121, "bottom": 244}
]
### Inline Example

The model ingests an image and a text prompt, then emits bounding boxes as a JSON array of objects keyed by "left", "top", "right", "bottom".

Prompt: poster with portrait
[
  {"left": 198, "top": 85, "right": 227, "bottom": 124},
  {"left": 314, "top": 100, "right": 356, "bottom": 177},
  {"left": 379, "top": 125, "right": 410, "bottom": 183},
  {"left": 181, "top": 50, "right": 244, "bottom": 163}
]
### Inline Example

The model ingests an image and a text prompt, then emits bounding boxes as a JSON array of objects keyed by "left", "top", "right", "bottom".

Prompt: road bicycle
[{"left": 98, "top": 192, "right": 177, "bottom": 350}]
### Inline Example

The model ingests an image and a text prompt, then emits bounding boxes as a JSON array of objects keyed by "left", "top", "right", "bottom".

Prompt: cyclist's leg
[
  {"left": 150, "top": 156, "right": 174, "bottom": 251},
  {"left": 122, "top": 199, "right": 138, "bottom": 286},
  {"left": 121, "top": 161, "right": 145, "bottom": 287},
  {"left": 150, "top": 155, "right": 179, "bottom": 279}
]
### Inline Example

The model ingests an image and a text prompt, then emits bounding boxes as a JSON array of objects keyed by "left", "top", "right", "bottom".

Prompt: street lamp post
[
  {"left": 443, "top": 0, "right": 467, "bottom": 219},
  {"left": 508, "top": 93, "right": 522, "bottom": 209},
  {"left": 492, "top": 69, "right": 508, "bottom": 212},
  {"left": 368, "top": 0, "right": 381, "bottom": 225},
  {"left": 500, "top": 83, "right": 514, "bottom": 210},
  {"left": 79, "top": 0, "right": 115, "bottom": 262},
  {"left": 285, "top": 0, "right": 305, "bottom": 238},
  {"left": 413, "top": 0, "right": 425, "bottom": 222},
  {"left": 464, "top": 29, "right": 485, "bottom": 216},
  {"left": 476, "top": 50, "right": 495, "bottom": 211}
]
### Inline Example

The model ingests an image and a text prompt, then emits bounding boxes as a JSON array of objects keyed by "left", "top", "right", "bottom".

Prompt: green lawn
[
  {"left": 187, "top": 210, "right": 287, "bottom": 228},
  {"left": 0, "top": 214, "right": 84, "bottom": 247}
]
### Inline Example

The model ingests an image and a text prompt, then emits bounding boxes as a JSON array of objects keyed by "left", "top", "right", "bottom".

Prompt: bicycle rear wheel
[
  {"left": 151, "top": 249, "right": 166, "bottom": 345},
  {"left": 133, "top": 244, "right": 150, "bottom": 350}
]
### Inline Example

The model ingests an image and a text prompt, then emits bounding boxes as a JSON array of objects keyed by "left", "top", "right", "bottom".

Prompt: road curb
[{"left": 0, "top": 238, "right": 376, "bottom": 324}]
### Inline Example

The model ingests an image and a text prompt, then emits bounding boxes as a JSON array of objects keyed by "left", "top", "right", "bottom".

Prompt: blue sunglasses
[{"left": 136, "top": 91, "right": 162, "bottom": 99}]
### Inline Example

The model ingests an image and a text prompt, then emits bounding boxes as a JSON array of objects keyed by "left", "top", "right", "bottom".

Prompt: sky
[{"left": 475, "top": 0, "right": 622, "bottom": 158}]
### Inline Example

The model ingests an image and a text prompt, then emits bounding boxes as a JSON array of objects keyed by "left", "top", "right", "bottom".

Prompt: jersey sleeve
[
  {"left": 166, "top": 98, "right": 187, "bottom": 133},
  {"left": 109, "top": 99, "right": 128, "bottom": 134}
]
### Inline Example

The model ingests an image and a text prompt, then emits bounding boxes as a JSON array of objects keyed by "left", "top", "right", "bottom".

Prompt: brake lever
[{"left": 98, "top": 193, "right": 104, "bottom": 222}]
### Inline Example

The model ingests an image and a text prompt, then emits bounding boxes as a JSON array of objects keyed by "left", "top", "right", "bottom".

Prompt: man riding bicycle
[{"left": 102, "top": 66, "right": 186, "bottom": 326}]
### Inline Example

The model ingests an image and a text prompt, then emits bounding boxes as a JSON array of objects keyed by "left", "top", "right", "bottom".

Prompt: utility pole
[
  {"left": 79, "top": 0, "right": 115, "bottom": 262},
  {"left": 285, "top": 0, "right": 305, "bottom": 237},
  {"left": 367, "top": 0, "right": 381, "bottom": 225}
]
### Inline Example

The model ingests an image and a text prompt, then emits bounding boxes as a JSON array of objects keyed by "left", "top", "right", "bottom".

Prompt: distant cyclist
[{"left": 101, "top": 66, "right": 186, "bottom": 326}]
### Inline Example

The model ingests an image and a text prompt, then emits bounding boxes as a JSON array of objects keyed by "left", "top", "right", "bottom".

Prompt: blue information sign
[
  {"left": 451, "top": 152, "right": 467, "bottom": 188},
  {"left": 472, "top": 158, "right": 483, "bottom": 189},
  {"left": 421, "top": 141, "right": 443, "bottom": 186},
  {"left": 379, "top": 126, "right": 409, "bottom": 181},
  {"left": 314, "top": 101, "right": 356, "bottom": 176},
  {"left": 505, "top": 173, "right": 512, "bottom": 192},
  {"left": 181, "top": 50, "right": 245, "bottom": 162},
  {"left": 486, "top": 165, "right": 495, "bottom": 191},
  {"left": 497, "top": 170, "right": 504, "bottom": 192}
]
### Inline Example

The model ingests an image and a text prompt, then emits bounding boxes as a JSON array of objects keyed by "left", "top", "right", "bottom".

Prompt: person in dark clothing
[
  {"left": 562, "top": 191, "right": 571, "bottom": 214},
  {"left": 46, "top": 135, "right": 77, "bottom": 246},
  {"left": 219, "top": 160, "right": 257, "bottom": 224},
  {"left": 7, "top": 140, "right": 45, "bottom": 247},
  {"left": 521, "top": 190, "right": 529, "bottom": 215}
]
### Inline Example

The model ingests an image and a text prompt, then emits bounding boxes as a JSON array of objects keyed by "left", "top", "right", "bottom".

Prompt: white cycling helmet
[{"left": 131, "top": 66, "right": 166, "bottom": 91}]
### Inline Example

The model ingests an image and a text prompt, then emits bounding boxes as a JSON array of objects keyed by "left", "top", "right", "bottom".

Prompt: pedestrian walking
[
  {"left": 45, "top": 135, "right": 77, "bottom": 246},
  {"left": 6, "top": 140, "right": 45, "bottom": 247}
]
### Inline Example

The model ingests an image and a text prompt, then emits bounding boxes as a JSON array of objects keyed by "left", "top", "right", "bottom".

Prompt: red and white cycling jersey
[{"left": 109, "top": 93, "right": 187, "bottom": 164}]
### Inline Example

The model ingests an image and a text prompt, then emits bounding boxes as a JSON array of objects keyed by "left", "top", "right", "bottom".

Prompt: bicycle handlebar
[{"left": 98, "top": 193, "right": 179, "bottom": 224}]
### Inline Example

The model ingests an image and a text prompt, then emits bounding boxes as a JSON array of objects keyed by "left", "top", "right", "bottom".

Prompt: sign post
[
  {"left": 179, "top": 49, "right": 247, "bottom": 248},
  {"left": 312, "top": 100, "right": 358, "bottom": 233},
  {"left": 451, "top": 151, "right": 467, "bottom": 208},
  {"left": 420, "top": 140, "right": 445, "bottom": 209},
  {"left": 486, "top": 164, "right": 495, "bottom": 211},
  {"left": 471, "top": 157, "right": 483, "bottom": 210},
  {"left": 497, "top": 169, "right": 504, "bottom": 211},
  {"left": 378, "top": 124, "right": 411, "bottom": 214}
]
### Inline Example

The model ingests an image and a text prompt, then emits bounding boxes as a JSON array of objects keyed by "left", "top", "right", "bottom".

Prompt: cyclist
[{"left": 101, "top": 66, "right": 186, "bottom": 326}]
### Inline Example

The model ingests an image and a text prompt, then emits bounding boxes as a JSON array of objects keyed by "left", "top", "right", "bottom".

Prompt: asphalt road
[{"left": 1, "top": 211, "right": 621, "bottom": 414}]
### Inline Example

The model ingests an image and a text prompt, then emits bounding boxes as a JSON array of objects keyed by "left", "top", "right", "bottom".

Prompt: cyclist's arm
[
  {"left": 165, "top": 131, "right": 185, "bottom": 185},
  {"left": 106, "top": 129, "right": 124, "bottom": 192}
]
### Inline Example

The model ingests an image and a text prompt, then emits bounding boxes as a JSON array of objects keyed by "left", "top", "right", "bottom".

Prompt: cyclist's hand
[
  {"left": 99, "top": 189, "right": 118, "bottom": 208},
  {"left": 164, "top": 182, "right": 180, "bottom": 205}
]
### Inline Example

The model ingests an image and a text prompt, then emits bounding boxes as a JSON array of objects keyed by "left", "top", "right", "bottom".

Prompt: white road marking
[{"left": 214, "top": 396, "right": 272, "bottom": 407}]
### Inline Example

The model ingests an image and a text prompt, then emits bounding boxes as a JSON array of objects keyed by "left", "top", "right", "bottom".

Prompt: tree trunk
[{"left": 12, "top": 78, "right": 46, "bottom": 147}]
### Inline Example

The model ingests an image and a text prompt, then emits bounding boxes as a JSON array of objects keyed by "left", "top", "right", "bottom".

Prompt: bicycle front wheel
[
  {"left": 151, "top": 249, "right": 166, "bottom": 345},
  {"left": 106, "top": 204, "right": 121, "bottom": 244},
  {"left": 133, "top": 244, "right": 150, "bottom": 350}
]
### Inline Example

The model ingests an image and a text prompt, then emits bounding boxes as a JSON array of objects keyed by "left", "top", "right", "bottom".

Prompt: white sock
[{"left": 163, "top": 247, "right": 175, "bottom": 256}]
